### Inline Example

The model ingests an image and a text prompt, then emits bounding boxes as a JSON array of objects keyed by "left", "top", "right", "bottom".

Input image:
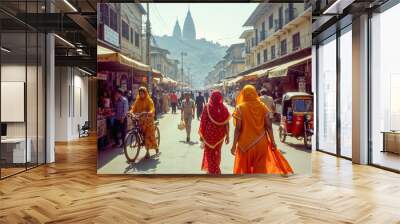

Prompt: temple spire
[
  {"left": 172, "top": 19, "right": 182, "bottom": 39},
  {"left": 182, "top": 8, "right": 196, "bottom": 40}
]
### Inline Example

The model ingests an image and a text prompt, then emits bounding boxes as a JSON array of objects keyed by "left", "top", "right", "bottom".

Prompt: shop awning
[
  {"left": 242, "top": 69, "right": 268, "bottom": 81},
  {"left": 97, "top": 45, "right": 152, "bottom": 73},
  {"left": 227, "top": 76, "right": 242, "bottom": 86},
  {"left": 268, "top": 56, "right": 311, "bottom": 78}
]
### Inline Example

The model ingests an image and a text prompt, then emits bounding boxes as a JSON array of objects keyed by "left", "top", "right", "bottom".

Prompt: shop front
[{"left": 97, "top": 46, "right": 160, "bottom": 150}]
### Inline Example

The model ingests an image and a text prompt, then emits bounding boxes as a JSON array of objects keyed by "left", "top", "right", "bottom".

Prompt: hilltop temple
[{"left": 171, "top": 9, "right": 196, "bottom": 40}]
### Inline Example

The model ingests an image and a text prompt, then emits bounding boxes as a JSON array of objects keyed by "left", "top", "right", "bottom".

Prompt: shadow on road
[
  {"left": 97, "top": 146, "right": 125, "bottom": 170},
  {"left": 280, "top": 142, "right": 312, "bottom": 153},
  {"left": 178, "top": 140, "right": 199, "bottom": 146},
  {"left": 123, "top": 153, "right": 161, "bottom": 173}
]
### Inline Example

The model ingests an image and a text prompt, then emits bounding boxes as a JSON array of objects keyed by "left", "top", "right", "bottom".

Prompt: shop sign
[
  {"left": 298, "top": 76, "right": 306, "bottom": 92},
  {"left": 97, "top": 73, "right": 108, "bottom": 80},
  {"left": 104, "top": 25, "right": 120, "bottom": 47}
]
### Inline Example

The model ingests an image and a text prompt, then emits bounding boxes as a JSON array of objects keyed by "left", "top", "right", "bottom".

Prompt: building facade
[
  {"left": 223, "top": 43, "right": 246, "bottom": 78},
  {"left": 242, "top": 3, "right": 311, "bottom": 68},
  {"left": 120, "top": 4, "right": 146, "bottom": 62},
  {"left": 151, "top": 46, "right": 179, "bottom": 80},
  {"left": 237, "top": 2, "right": 312, "bottom": 94}
]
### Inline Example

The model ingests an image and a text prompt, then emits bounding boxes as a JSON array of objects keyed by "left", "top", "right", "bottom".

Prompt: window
[
  {"left": 292, "top": 32, "right": 300, "bottom": 51},
  {"left": 122, "top": 20, "right": 129, "bottom": 40},
  {"left": 269, "top": 14, "right": 273, "bottom": 29},
  {"left": 100, "top": 4, "right": 109, "bottom": 25},
  {"left": 109, "top": 9, "right": 118, "bottom": 31},
  {"left": 317, "top": 36, "right": 337, "bottom": 155},
  {"left": 263, "top": 49, "right": 268, "bottom": 62},
  {"left": 135, "top": 31, "right": 140, "bottom": 47},
  {"left": 294, "top": 99, "right": 313, "bottom": 112},
  {"left": 280, "top": 39, "right": 287, "bottom": 55},
  {"left": 261, "top": 22, "right": 265, "bottom": 40},
  {"left": 251, "top": 37, "right": 255, "bottom": 47},
  {"left": 130, "top": 28, "right": 134, "bottom": 44},
  {"left": 257, "top": 53, "right": 261, "bottom": 65},
  {"left": 255, "top": 29, "right": 258, "bottom": 45},
  {"left": 370, "top": 4, "right": 400, "bottom": 171},
  {"left": 271, "top": 45, "right": 276, "bottom": 59},
  {"left": 279, "top": 7, "right": 283, "bottom": 28},
  {"left": 340, "top": 28, "right": 352, "bottom": 158}
]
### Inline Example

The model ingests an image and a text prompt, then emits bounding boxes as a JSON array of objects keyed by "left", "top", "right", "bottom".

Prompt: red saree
[{"left": 199, "top": 91, "right": 230, "bottom": 174}]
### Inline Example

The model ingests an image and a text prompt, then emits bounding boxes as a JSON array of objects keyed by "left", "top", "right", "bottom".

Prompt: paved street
[{"left": 98, "top": 108, "right": 311, "bottom": 174}]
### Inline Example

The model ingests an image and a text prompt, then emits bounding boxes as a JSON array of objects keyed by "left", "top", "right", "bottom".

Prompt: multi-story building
[
  {"left": 240, "top": 29, "right": 256, "bottom": 69},
  {"left": 120, "top": 4, "right": 146, "bottom": 62},
  {"left": 223, "top": 43, "right": 246, "bottom": 78},
  {"left": 238, "top": 2, "right": 312, "bottom": 93},
  {"left": 98, "top": 3, "right": 121, "bottom": 52},
  {"left": 98, "top": 3, "right": 146, "bottom": 62},
  {"left": 150, "top": 46, "right": 179, "bottom": 80}
]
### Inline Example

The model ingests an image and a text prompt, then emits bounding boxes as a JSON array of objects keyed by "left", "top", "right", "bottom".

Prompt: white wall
[{"left": 55, "top": 67, "right": 89, "bottom": 141}]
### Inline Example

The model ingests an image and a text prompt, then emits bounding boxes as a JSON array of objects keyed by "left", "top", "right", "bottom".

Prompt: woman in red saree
[{"left": 199, "top": 90, "right": 230, "bottom": 174}]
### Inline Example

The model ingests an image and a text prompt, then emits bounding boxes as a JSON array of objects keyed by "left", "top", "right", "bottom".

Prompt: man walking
[
  {"left": 112, "top": 89, "right": 129, "bottom": 147},
  {"left": 195, "top": 91, "right": 205, "bottom": 120},
  {"left": 260, "top": 88, "right": 276, "bottom": 120},
  {"left": 170, "top": 91, "right": 178, "bottom": 114},
  {"left": 181, "top": 92, "right": 195, "bottom": 143},
  {"left": 204, "top": 91, "right": 209, "bottom": 103}
]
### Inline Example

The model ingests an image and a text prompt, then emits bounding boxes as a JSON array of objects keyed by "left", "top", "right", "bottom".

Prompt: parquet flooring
[{"left": 1, "top": 136, "right": 400, "bottom": 223}]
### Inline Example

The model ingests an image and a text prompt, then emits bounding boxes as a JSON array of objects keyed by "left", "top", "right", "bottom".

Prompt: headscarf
[
  {"left": 198, "top": 90, "right": 230, "bottom": 149},
  {"left": 131, "top": 86, "right": 155, "bottom": 114},
  {"left": 235, "top": 84, "right": 260, "bottom": 105},
  {"left": 232, "top": 85, "right": 269, "bottom": 150},
  {"left": 207, "top": 90, "right": 230, "bottom": 125}
]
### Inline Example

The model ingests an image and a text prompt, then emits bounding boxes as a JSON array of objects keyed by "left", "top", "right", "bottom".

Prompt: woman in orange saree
[
  {"left": 231, "top": 85, "right": 293, "bottom": 175},
  {"left": 199, "top": 90, "right": 230, "bottom": 174},
  {"left": 131, "top": 87, "right": 158, "bottom": 158}
]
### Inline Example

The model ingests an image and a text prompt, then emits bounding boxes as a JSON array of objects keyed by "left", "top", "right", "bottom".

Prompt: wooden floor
[{"left": 1, "top": 136, "right": 400, "bottom": 223}]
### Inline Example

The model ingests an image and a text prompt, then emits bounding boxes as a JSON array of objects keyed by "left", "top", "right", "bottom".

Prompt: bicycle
[{"left": 123, "top": 112, "right": 160, "bottom": 162}]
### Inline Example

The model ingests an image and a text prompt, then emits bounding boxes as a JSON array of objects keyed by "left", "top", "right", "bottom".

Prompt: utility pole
[
  {"left": 146, "top": 3, "right": 152, "bottom": 93},
  {"left": 188, "top": 67, "right": 191, "bottom": 88},
  {"left": 180, "top": 52, "right": 187, "bottom": 90}
]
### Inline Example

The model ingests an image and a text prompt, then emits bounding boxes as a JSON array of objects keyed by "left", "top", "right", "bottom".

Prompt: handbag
[{"left": 178, "top": 120, "right": 186, "bottom": 130}]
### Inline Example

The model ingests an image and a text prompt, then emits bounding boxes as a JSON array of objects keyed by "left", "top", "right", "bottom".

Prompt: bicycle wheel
[
  {"left": 124, "top": 131, "right": 141, "bottom": 162},
  {"left": 155, "top": 126, "right": 160, "bottom": 153}
]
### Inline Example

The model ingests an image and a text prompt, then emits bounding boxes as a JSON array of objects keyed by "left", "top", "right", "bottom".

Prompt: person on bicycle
[{"left": 130, "top": 87, "right": 158, "bottom": 158}]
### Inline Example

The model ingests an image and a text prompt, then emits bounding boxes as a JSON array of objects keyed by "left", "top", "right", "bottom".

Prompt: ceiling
[{"left": 0, "top": 0, "right": 97, "bottom": 74}]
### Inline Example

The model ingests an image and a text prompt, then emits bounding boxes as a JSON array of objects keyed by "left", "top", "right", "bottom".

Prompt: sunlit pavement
[{"left": 97, "top": 107, "right": 311, "bottom": 174}]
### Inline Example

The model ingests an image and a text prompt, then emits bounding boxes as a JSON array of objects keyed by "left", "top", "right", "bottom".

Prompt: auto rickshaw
[{"left": 279, "top": 92, "right": 313, "bottom": 148}]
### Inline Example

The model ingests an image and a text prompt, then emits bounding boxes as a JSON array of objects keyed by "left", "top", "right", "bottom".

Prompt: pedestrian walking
[
  {"left": 259, "top": 88, "right": 276, "bottom": 120},
  {"left": 204, "top": 91, "right": 209, "bottom": 103},
  {"left": 181, "top": 92, "right": 195, "bottom": 143},
  {"left": 130, "top": 87, "right": 158, "bottom": 158},
  {"left": 231, "top": 85, "right": 293, "bottom": 175},
  {"left": 170, "top": 91, "right": 178, "bottom": 114},
  {"left": 112, "top": 89, "right": 128, "bottom": 147},
  {"left": 162, "top": 91, "right": 170, "bottom": 113},
  {"left": 199, "top": 90, "right": 230, "bottom": 174},
  {"left": 195, "top": 92, "right": 206, "bottom": 120}
]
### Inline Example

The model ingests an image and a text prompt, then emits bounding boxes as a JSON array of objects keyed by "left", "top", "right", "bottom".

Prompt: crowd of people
[{"left": 100, "top": 84, "right": 293, "bottom": 175}]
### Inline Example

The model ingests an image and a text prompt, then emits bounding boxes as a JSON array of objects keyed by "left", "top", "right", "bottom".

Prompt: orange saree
[
  {"left": 130, "top": 87, "right": 157, "bottom": 150},
  {"left": 232, "top": 85, "right": 293, "bottom": 175}
]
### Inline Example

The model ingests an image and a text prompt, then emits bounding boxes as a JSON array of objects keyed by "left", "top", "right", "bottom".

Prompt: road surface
[{"left": 98, "top": 108, "right": 311, "bottom": 174}]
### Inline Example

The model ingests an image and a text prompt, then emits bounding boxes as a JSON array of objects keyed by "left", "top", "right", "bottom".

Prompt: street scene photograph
[{"left": 97, "top": 2, "right": 312, "bottom": 175}]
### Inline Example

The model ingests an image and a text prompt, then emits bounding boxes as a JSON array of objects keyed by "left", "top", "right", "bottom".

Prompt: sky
[{"left": 146, "top": 3, "right": 258, "bottom": 47}]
